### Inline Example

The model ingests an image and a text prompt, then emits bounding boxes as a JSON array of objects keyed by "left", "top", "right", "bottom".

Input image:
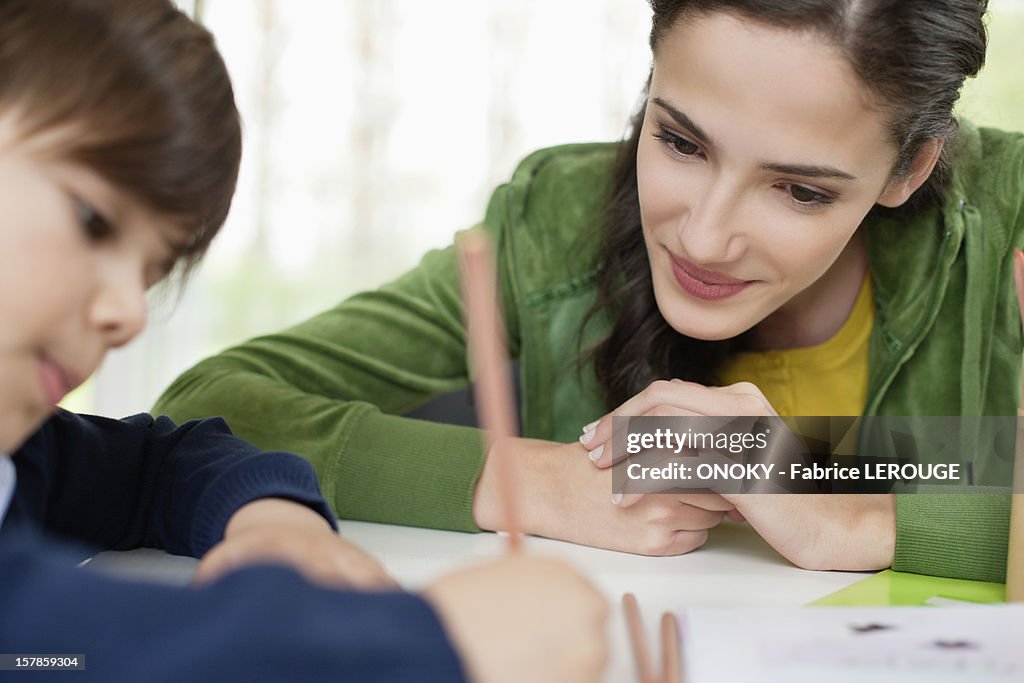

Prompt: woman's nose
[{"left": 675, "top": 176, "right": 747, "bottom": 264}]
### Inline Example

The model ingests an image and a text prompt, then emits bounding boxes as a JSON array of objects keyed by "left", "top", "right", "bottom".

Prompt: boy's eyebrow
[
  {"left": 167, "top": 239, "right": 190, "bottom": 259},
  {"left": 161, "top": 228, "right": 195, "bottom": 260},
  {"left": 651, "top": 97, "right": 858, "bottom": 182}
]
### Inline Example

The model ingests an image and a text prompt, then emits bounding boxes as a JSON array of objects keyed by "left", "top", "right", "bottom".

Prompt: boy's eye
[
  {"left": 146, "top": 257, "right": 177, "bottom": 288},
  {"left": 73, "top": 197, "right": 113, "bottom": 240},
  {"left": 652, "top": 128, "right": 701, "bottom": 157}
]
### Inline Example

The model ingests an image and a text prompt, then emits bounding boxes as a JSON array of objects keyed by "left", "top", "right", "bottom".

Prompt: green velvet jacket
[{"left": 155, "top": 121, "right": 1024, "bottom": 583}]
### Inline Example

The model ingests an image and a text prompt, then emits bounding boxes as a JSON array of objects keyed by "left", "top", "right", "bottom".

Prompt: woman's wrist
[
  {"left": 804, "top": 494, "right": 896, "bottom": 571},
  {"left": 846, "top": 493, "right": 897, "bottom": 570},
  {"left": 471, "top": 437, "right": 574, "bottom": 536}
]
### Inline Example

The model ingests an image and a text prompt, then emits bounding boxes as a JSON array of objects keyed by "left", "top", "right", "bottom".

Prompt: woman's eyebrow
[
  {"left": 653, "top": 97, "right": 714, "bottom": 146},
  {"left": 652, "top": 96, "right": 858, "bottom": 182},
  {"left": 761, "top": 161, "right": 857, "bottom": 181}
]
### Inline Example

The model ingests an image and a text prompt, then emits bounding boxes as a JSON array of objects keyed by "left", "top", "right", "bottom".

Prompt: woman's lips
[{"left": 668, "top": 253, "right": 753, "bottom": 301}]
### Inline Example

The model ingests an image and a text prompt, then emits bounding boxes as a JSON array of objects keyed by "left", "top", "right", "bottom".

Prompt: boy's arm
[
  {"left": 0, "top": 535, "right": 466, "bottom": 682},
  {"left": 13, "top": 409, "right": 335, "bottom": 556}
]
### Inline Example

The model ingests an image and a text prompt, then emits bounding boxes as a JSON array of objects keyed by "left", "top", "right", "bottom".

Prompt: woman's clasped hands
[
  {"left": 577, "top": 379, "right": 895, "bottom": 571},
  {"left": 471, "top": 380, "right": 771, "bottom": 557}
]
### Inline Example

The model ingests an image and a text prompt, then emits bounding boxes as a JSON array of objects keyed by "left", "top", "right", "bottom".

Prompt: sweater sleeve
[
  {"left": 0, "top": 534, "right": 466, "bottom": 682},
  {"left": 12, "top": 410, "right": 337, "bottom": 557},
  {"left": 154, "top": 186, "right": 523, "bottom": 533}
]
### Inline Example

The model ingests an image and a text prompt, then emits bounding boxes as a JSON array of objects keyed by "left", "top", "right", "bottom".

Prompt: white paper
[{"left": 678, "top": 606, "right": 1023, "bottom": 682}]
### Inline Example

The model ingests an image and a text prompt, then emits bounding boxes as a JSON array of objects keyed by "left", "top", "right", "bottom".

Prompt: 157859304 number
[{"left": 0, "top": 654, "right": 85, "bottom": 670}]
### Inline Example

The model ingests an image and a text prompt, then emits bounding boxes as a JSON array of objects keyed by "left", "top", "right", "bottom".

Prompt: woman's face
[
  {"left": 637, "top": 12, "right": 920, "bottom": 342},
  {"left": 0, "top": 114, "right": 187, "bottom": 452}
]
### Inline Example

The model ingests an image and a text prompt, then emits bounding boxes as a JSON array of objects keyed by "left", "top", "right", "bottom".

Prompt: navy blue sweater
[{"left": 0, "top": 411, "right": 466, "bottom": 682}]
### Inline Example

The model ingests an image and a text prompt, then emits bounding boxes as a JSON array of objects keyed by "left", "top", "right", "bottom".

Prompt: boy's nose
[{"left": 89, "top": 266, "right": 148, "bottom": 349}]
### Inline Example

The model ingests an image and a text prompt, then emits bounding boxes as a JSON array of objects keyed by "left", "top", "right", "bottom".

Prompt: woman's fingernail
[
  {"left": 580, "top": 430, "right": 596, "bottom": 446},
  {"left": 587, "top": 444, "right": 604, "bottom": 463},
  {"left": 582, "top": 420, "right": 599, "bottom": 434},
  {"left": 611, "top": 492, "right": 623, "bottom": 505}
]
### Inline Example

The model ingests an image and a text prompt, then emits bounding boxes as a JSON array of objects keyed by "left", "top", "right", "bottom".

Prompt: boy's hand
[
  {"left": 192, "top": 497, "right": 399, "bottom": 590},
  {"left": 423, "top": 555, "right": 609, "bottom": 683}
]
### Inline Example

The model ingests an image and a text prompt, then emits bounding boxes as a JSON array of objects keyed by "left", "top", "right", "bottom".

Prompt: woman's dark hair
[
  {"left": 0, "top": 0, "right": 241, "bottom": 274},
  {"left": 587, "top": 0, "right": 989, "bottom": 409}
]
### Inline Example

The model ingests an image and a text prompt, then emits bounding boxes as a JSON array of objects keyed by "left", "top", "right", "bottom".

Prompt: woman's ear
[{"left": 877, "top": 138, "right": 944, "bottom": 208}]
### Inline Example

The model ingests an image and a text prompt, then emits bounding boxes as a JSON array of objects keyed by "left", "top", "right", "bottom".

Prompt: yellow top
[{"left": 717, "top": 275, "right": 873, "bottom": 416}]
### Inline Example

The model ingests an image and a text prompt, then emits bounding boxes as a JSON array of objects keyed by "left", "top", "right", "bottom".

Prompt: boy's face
[{"left": 0, "top": 114, "right": 188, "bottom": 452}]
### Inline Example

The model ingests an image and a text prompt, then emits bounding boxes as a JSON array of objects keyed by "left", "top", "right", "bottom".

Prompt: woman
[{"left": 156, "top": 0, "right": 1017, "bottom": 582}]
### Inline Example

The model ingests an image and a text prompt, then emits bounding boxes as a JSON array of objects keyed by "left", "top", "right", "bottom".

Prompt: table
[{"left": 87, "top": 520, "right": 871, "bottom": 681}]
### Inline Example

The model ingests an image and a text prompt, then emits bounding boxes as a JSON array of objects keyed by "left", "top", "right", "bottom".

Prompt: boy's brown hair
[{"left": 0, "top": 0, "right": 242, "bottom": 272}]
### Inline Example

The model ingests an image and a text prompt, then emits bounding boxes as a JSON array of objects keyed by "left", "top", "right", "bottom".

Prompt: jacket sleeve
[
  {"left": 0, "top": 535, "right": 466, "bottom": 682},
  {"left": 889, "top": 127, "right": 1024, "bottom": 584},
  {"left": 893, "top": 494, "right": 1010, "bottom": 582},
  {"left": 153, "top": 187, "right": 523, "bottom": 534},
  {"left": 14, "top": 410, "right": 337, "bottom": 557}
]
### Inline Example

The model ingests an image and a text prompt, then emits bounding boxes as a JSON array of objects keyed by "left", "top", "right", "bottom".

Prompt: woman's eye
[
  {"left": 783, "top": 183, "right": 834, "bottom": 207},
  {"left": 653, "top": 128, "right": 700, "bottom": 157},
  {"left": 73, "top": 197, "right": 113, "bottom": 240}
]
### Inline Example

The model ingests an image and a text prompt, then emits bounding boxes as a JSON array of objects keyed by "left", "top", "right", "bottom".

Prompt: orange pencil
[
  {"left": 660, "top": 612, "right": 682, "bottom": 683},
  {"left": 623, "top": 593, "right": 656, "bottom": 683},
  {"left": 1006, "top": 249, "right": 1024, "bottom": 601},
  {"left": 457, "top": 230, "right": 523, "bottom": 552},
  {"left": 622, "top": 593, "right": 684, "bottom": 683}
]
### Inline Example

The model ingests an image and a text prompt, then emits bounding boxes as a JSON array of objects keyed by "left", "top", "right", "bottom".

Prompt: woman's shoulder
[
  {"left": 496, "top": 142, "right": 617, "bottom": 229},
  {"left": 941, "top": 121, "right": 1024, "bottom": 254},
  {"left": 952, "top": 120, "right": 1024, "bottom": 207},
  {"left": 485, "top": 142, "right": 618, "bottom": 300},
  {"left": 972, "top": 121, "right": 1024, "bottom": 158},
  {"left": 505, "top": 141, "right": 617, "bottom": 184}
]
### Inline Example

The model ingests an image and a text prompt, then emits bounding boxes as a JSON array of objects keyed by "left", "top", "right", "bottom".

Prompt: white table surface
[{"left": 87, "top": 520, "right": 871, "bottom": 682}]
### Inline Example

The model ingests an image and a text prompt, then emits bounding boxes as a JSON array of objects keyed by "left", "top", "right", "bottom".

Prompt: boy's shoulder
[
  {"left": 16, "top": 410, "right": 181, "bottom": 450},
  {"left": 11, "top": 410, "right": 234, "bottom": 475}
]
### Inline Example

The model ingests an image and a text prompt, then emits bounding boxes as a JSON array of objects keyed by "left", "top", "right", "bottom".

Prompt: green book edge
[{"left": 810, "top": 569, "right": 1005, "bottom": 606}]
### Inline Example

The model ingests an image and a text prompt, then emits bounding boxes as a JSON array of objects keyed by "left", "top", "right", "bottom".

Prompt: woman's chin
[
  {"left": 655, "top": 298, "right": 758, "bottom": 341},
  {"left": 661, "top": 315, "right": 751, "bottom": 342},
  {"left": 651, "top": 281, "right": 767, "bottom": 342}
]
